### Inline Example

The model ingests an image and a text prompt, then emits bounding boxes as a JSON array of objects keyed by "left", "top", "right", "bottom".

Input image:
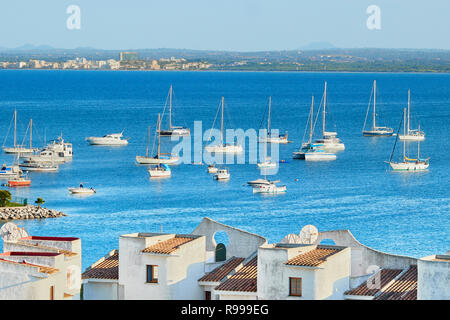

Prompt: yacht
[
  {"left": 292, "top": 96, "right": 336, "bottom": 161},
  {"left": 0, "top": 164, "right": 23, "bottom": 179},
  {"left": 258, "top": 96, "right": 289, "bottom": 144},
  {"left": 136, "top": 118, "right": 180, "bottom": 165},
  {"left": 257, "top": 158, "right": 277, "bottom": 168},
  {"left": 158, "top": 85, "right": 190, "bottom": 136},
  {"left": 214, "top": 168, "right": 230, "bottom": 180},
  {"left": 252, "top": 181, "right": 286, "bottom": 194},
  {"left": 398, "top": 90, "right": 425, "bottom": 141},
  {"left": 362, "top": 80, "right": 394, "bottom": 136},
  {"left": 313, "top": 82, "right": 345, "bottom": 150},
  {"left": 205, "top": 97, "right": 243, "bottom": 154},
  {"left": 2, "top": 113, "right": 38, "bottom": 155},
  {"left": 69, "top": 184, "right": 96, "bottom": 194},
  {"left": 148, "top": 164, "right": 172, "bottom": 178},
  {"left": 86, "top": 132, "right": 129, "bottom": 145},
  {"left": 22, "top": 135, "right": 73, "bottom": 163},
  {"left": 386, "top": 108, "right": 429, "bottom": 171}
]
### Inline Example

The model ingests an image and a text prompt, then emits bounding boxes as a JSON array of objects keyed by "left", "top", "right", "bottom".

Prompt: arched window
[{"left": 215, "top": 243, "right": 226, "bottom": 262}]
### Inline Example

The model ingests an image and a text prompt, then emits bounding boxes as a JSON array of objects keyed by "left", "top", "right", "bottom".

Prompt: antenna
[
  {"left": 298, "top": 225, "right": 318, "bottom": 244},
  {"left": 0, "top": 223, "right": 28, "bottom": 242}
]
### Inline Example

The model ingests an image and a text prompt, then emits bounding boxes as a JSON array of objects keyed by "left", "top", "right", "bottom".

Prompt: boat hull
[
  {"left": 8, "top": 180, "right": 31, "bottom": 187},
  {"left": 205, "top": 145, "right": 243, "bottom": 154},
  {"left": 86, "top": 137, "right": 128, "bottom": 145},
  {"left": 136, "top": 156, "right": 180, "bottom": 165},
  {"left": 398, "top": 134, "right": 425, "bottom": 141},
  {"left": 389, "top": 162, "right": 429, "bottom": 171},
  {"left": 19, "top": 164, "right": 58, "bottom": 172},
  {"left": 69, "top": 188, "right": 96, "bottom": 194},
  {"left": 252, "top": 184, "right": 286, "bottom": 194},
  {"left": 258, "top": 136, "right": 289, "bottom": 144},
  {"left": 3, "top": 147, "right": 37, "bottom": 155},
  {"left": 148, "top": 169, "right": 171, "bottom": 178},
  {"left": 363, "top": 130, "right": 394, "bottom": 136},
  {"left": 159, "top": 129, "right": 190, "bottom": 136}
]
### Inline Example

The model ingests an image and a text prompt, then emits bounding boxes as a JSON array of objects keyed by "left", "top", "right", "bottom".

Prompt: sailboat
[
  {"left": 136, "top": 115, "right": 180, "bottom": 165},
  {"left": 3, "top": 111, "right": 37, "bottom": 154},
  {"left": 313, "top": 82, "right": 345, "bottom": 150},
  {"left": 258, "top": 96, "right": 289, "bottom": 144},
  {"left": 292, "top": 96, "right": 336, "bottom": 161},
  {"left": 158, "top": 85, "right": 190, "bottom": 136},
  {"left": 363, "top": 80, "right": 394, "bottom": 136},
  {"left": 398, "top": 89, "right": 425, "bottom": 141},
  {"left": 205, "top": 97, "right": 243, "bottom": 154},
  {"left": 386, "top": 108, "right": 429, "bottom": 171}
]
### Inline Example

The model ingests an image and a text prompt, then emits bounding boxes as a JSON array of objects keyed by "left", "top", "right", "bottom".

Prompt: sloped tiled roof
[
  {"left": 142, "top": 236, "right": 196, "bottom": 254},
  {"left": 215, "top": 256, "right": 258, "bottom": 293},
  {"left": 345, "top": 269, "right": 403, "bottom": 296},
  {"left": 375, "top": 266, "right": 417, "bottom": 300},
  {"left": 198, "top": 257, "right": 245, "bottom": 283},
  {"left": 0, "top": 258, "right": 59, "bottom": 274},
  {"left": 82, "top": 250, "right": 119, "bottom": 280},
  {"left": 286, "top": 247, "right": 343, "bottom": 267}
]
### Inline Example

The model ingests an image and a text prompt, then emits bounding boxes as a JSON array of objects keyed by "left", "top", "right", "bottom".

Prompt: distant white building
[
  {"left": 0, "top": 234, "right": 82, "bottom": 300},
  {"left": 82, "top": 217, "right": 450, "bottom": 300}
]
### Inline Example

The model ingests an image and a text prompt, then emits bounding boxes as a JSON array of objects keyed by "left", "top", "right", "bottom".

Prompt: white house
[{"left": 0, "top": 235, "right": 82, "bottom": 300}]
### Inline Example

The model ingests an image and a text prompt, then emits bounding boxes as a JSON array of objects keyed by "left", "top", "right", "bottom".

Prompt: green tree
[
  {"left": 0, "top": 190, "right": 11, "bottom": 207},
  {"left": 35, "top": 197, "right": 45, "bottom": 208}
]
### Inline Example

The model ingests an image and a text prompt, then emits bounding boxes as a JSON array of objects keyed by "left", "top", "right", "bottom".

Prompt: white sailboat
[
  {"left": 363, "top": 80, "right": 394, "bottom": 136},
  {"left": 205, "top": 96, "right": 243, "bottom": 154},
  {"left": 158, "top": 85, "right": 190, "bottom": 136},
  {"left": 148, "top": 163, "right": 172, "bottom": 178},
  {"left": 3, "top": 112, "right": 37, "bottom": 154},
  {"left": 86, "top": 132, "right": 129, "bottom": 145},
  {"left": 258, "top": 96, "right": 289, "bottom": 144},
  {"left": 398, "top": 89, "right": 425, "bottom": 141},
  {"left": 387, "top": 108, "right": 429, "bottom": 171},
  {"left": 136, "top": 116, "right": 180, "bottom": 165},
  {"left": 292, "top": 96, "right": 336, "bottom": 161},
  {"left": 19, "top": 161, "right": 58, "bottom": 172},
  {"left": 313, "top": 82, "right": 345, "bottom": 151}
]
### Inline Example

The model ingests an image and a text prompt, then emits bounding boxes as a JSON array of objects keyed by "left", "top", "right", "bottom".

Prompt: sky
[{"left": 0, "top": 0, "right": 448, "bottom": 51}]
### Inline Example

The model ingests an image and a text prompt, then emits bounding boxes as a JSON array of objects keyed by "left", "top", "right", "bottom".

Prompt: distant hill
[{"left": 299, "top": 42, "right": 337, "bottom": 50}]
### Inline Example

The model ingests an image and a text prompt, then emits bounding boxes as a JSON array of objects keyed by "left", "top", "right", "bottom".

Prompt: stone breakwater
[{"left": 0, "top": 206, "right": 66, "bottom": 221}]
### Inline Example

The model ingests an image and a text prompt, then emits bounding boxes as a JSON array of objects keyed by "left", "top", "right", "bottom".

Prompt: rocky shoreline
[{"left": 0, "top": 206, "right": 66, "bottom": 221}]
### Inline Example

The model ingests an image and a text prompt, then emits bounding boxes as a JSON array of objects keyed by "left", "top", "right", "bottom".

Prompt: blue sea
[{"left": 0, "top": 70, "right": 449, "bottom": 269}]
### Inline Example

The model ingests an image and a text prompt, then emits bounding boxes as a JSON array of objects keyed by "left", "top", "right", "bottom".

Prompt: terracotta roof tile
[
  {"left": 0, "top": 258, "right": 59, "bottom": 274},
  {"left": 286, "top": 247, "right": 343, "bottom": 267},
  {"left": 215, "top": 256, "right": 258, "bottom": 293},
  {"left": 375, "top": 266, "right": 417, "bottom": 300},
  {"left": 82, "top": 250, "right": 119, "bottom": 280},
  {"left": 199, "top": 257, "right": 245, "bottom": 283},
  {"left": 345, "top": 269, "right": 403, "bottom": 296},
  {"left": 142, "top": 236, "right": 196, "bottom": 254}
]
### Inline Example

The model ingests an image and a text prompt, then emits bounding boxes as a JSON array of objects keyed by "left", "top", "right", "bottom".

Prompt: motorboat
[
  {"left": 207, "top": 165, "right": 219, "bottom": 174},
  {"left": 0, "top": 164, "right": 22, "bottom": 179},
  {"left": 8, "top": 176, "right": 31, "bottom": 187},
  {"left": 86, "top": 132, "right": 129, "bottom": 145},
  {"left": 398, "top": 90, "right": 425, "bottom": 141},
  {"left": 19, "top": 161, "right": 59, "bottom": 172},
  {"left": 362, "top": 80, "right": 394, "bottom": 136},
  {"left": 252, "top": 181, "right": 287, "bottom": 194},
  {"left": 205, "top": 97, "right": 243, "bottom": 154},
  {"left": 69, "top": 185, "right": 96, "bottom": 194},
  {"left": 214, "top": 168, "right": 230, "bottom": 180},
  {"left": 148, "top": 164, "right": 171, "bottom": 178},
  {"left": 257, "top": 159, "right": 277, "bottom": 168},
  {"left": 22, "top": 135, "right": 73, "bottom": 163}
]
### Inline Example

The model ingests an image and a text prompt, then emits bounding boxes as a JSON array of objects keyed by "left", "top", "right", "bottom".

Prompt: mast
[
  {"left": 407, "top": 89, "right": 410, "bottom": 134},
  {"left": 146, "top": 126, "right": 150, "bottom": 157},
  {"left": 417, "top": 124, "right": 421, "bottom": 159},
  {"left": 157, "top": 114, "right": 161, "bottom": 158},
  {"left": 13, "top": 109, "right": 17, "bottom": 148},
  {"left": 323, "top": 82, "right": 327, "bottom": 135},
  {"left": 403, "top": 108, "right": 406, "bottom": 160},
  {"left": 221, "top": 96, "right": 224, "bottom": 145},
  {"left": 169, "top": 85, "right": 173, "bottom": 129},
  {"left": 309, "top": 96, "right": 314, "bottom": 143},
  {"left": 30, "top": 119, "right": 32, "bottom": 150},
  {"left": 373, "top": 80, "right": 376, "bottom": 130},
  {"left": 267, "top": 96, "right": 271, "bottom": 134}
]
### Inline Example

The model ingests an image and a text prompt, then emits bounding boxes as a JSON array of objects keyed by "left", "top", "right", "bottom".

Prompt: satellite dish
[
  {"left": 280, "top": 233, "right": 302, "bottom": 244},
  {"left": 0, "top": 223, "right": 28, "bottom": 242},
  {"left": 299, "top": 224, "right": 318, "bottom": 244}
]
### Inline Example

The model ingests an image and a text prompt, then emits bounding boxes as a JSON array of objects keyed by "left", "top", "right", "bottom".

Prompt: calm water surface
[{"left": 0, "top": 70, "right": 448, "bottom": 269}]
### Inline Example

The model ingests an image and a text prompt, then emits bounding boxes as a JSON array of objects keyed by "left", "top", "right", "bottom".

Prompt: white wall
[
  {"left": 83, "top": 280, "right": 118, "bottom": 300},
  {"left": 418, "top": 256, "right": 450, "bottom": 300}
]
